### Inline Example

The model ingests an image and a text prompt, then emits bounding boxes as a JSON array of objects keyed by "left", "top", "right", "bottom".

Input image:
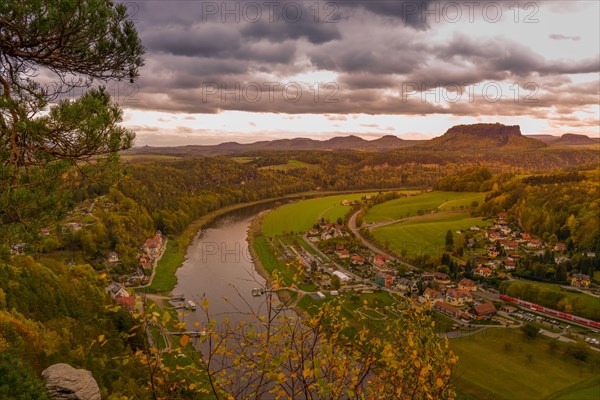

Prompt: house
[
  {"left": 336, "top": 249, "right": 350, "bottom": 259},
  {"left": 107, "top": 252, "right": 119, "bottom": 263},
  {"left": 321, "top": 232, "right": 332, "bottom": 241},
  {"left": 424, "top": 288, "right": 443, "bottom": 301},
  {"left": 434, "top": 301, "right": 470, "bottom": 320},
  {"left": 116, "top": 296, "right": 136, "bottom": 311},
  {"left": 375, "top": 272, "right": 394, "bottom": 288},
  {"left": 351, "top": 255, "right": 365, "bottom": 265},
  {"left": 554, "top": 242, "right": 567, "bottom": 252},
  {"left": 341, "top": 199, "right": 350, "bottom": 206},
  {"left": 502, "top": 241, "right": 518, "bottom": 251},
  {"left": 571, "top": 274, "right": 591, "bottom": 288},
  {"left": 106, "top": 282, "right": 129, "bottom": 299},
  {"left": 308, "top": 228, "right": 320, "bottom": 236},
  {"left": 445, "top": 289, "right": 473, "bottom": 306},
  {"left": 497, "top": 212, "right": 508, "bottom": 220},
  {"left": 528, "top": 239, "right": 543, "bottom": 249},
  {"left": 521, "top": 233, "right": 531, "bottom": 241},
  {"left": 143, "top": 232, "right": 162, "bottom": 255},
  {"left": 40, "top": 227, "right": 50, "bottom": 236},
  {"left": 471, "top": 302, "right": 497, "bottom": 319},
  {"left": 504, "top": 259, "right": 516, "bottom": 270},
  {"left": 458, "top": 278, "right": 478, "bottom": 292},
  {"left": 487, "top": 250, "right": 499, "bottom": 259},
  {"left": 474, "top": 266, "right": 493, "bottom": 278},
  {"left": 10, "top": 243, "right": 27, "bottom": 255},
  {"left": 397, "top": 278, "right": 418, "bottom": 293},
  {"left": 373, "top": 254, "right": 392, "bottom": 268},
  {"left": 433, "top": 272, "right": 451, "bottom": 283}
]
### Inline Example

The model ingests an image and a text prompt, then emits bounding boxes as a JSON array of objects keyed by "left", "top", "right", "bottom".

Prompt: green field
[
  {"left": 262, "top": 193, "right": 376, "bottom": 237},
  {"left": 450, "top": 328, "right": 600, "bottom": 399},
  {"left": 259, "top": 159, "right": 317, "bottom": 171},
  {"left": 370, "top": 211, "right": 491, "bottom": 256},
  {"left": 364, "top": 191, "right": 485, "bottom": 223}
]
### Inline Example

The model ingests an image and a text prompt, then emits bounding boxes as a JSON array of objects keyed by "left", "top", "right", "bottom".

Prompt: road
[{"left": 347, "top": 209, "right": 415, "bottom": 271}]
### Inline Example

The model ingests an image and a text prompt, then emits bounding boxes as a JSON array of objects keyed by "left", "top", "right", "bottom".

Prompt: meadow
[
  {"left": 450, "top": 328, "right": 600, "bottom": 399},
  {"left": 364, "top": 191, "right": 485, "bottom": 224},
  {"left": 370, "top": 211, "right": 491, "bottom": 257},
  {"left": 261, "top": 192, "right": 377, "bottom": 237},
  {"left": 258, "top": 159, "right": 317, "bottom": 171}
]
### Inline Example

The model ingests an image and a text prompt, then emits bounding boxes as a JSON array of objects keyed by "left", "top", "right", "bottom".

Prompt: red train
[{"left": 499, "top": 294, "right": 600, "bottom": 330}]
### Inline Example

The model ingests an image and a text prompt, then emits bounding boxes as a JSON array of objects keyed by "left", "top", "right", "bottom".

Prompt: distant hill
[
  {"left": 525, "top": 134, "right": 559, "bottom": 143},
  {"left": 416, "top": 123, "right": 547, "bottom": 151},
  {"left": 550, "top": 133, "right": 597, "bottom": 146},
  {"left": 125, "top": 135, "right": 422, "bottom": 156}
]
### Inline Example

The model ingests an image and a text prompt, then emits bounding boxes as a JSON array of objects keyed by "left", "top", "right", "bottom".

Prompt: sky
[{"left": 116, "top": 0, "right": 600, "bottom": 146}]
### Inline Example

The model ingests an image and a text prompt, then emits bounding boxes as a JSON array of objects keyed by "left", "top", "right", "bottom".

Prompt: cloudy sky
[{"left": 117, "top": 0, "right": 600, "bottom": 145}]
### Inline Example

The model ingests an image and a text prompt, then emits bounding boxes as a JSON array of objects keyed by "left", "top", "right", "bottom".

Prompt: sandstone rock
[{"left": 42, "top": 363, "right": 101, "bottom": 400}]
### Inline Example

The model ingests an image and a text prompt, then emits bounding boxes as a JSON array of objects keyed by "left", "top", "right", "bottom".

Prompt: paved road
[{"left": 347, "top": 209, "right": 415, "bottom": 271}]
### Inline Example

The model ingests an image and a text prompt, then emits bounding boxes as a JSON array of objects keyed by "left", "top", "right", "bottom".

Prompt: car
[
  {"left": 539, "top": 329, "right": 544, "bottom": 334},
  {"left": 585, "top": 337, "right": 591, "bottom": 343}
]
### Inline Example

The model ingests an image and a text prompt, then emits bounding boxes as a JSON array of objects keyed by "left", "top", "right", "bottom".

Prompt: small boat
[
  {"left": 251, "top": 288, "right": 265, "bottom": 297},
  {"left": 186, "top": 300, "right": 196, "bottom": 310}
]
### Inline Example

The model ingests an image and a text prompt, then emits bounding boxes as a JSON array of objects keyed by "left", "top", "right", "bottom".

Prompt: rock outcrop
[
  {"left": 42, "top": 363, "right": 101, "bottom": 400},
  {"left": 417, "top": 123, "right": 547, "bottom": 151}
]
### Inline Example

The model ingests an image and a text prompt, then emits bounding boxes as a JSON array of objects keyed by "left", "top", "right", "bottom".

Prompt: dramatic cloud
[{"left": 115, "top": 0, "right": 599, "bottom": 143}]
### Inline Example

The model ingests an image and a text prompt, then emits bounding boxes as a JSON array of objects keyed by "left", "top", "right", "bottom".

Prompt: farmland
[
  {"left": 369, "top": 211, "right": 491, "bottom": 256},
  {"left": 261, "top": 192, "right": 377, "bottom": 237},
  {"left": 450, "top": 328, "right": 600, "bottom": 399},
  {"left": 364, "top": 191, "right": 485, "bottom": 223}
]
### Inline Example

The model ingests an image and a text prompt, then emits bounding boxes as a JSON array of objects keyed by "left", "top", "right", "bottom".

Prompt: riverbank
[
  {"left": 143, "top": 188, "right": 395, "bottom": 294},
  {"left": 246, "top": 210, "right": 270, "bottom": 282}
]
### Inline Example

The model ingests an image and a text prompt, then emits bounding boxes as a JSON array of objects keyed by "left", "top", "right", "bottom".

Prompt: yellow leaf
[
  {"left": 98, "top": 335, "right": 105, "bottom": 342},
  {"left": 436, "top": 377, "right": 444, "bottom": 388},
  {"left": 180, "top": 335, "right": 190, "bottom": 347},
  {"left": 414, "top": 360, "right": 421, "bottom": 369}
]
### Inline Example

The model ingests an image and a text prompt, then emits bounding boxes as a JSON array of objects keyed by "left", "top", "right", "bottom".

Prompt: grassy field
[
  {"left": 450, "top": 328, "right": 600, "bottom": 399},
  {"left": 370, "top": 211, "right": 491, "bottom": 257},
  {"left": 259, "top": 159, "right": 317, "bottom": 171},
  {"left": 548, "top": 376, "right": 600, "bottom": 399},
  {"left": 252, "top": 236, "right": 298, "bottom": 285},
  {"left": 262, "top": 192, "right": 377, "bottom": 237},
  {"left": 364, "top": 191, "right": 485, "bottom": 223}
]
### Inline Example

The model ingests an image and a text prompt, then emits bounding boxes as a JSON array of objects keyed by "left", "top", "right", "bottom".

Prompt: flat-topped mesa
[
  {"left": 552, "top": 133, "right": 597, "bottom": 146},
  {"left": 418, "top": 123, "right": 547, "bottom": 151},
  {"left": 445, "top": 123, "right": 522, "bottom": 138}
]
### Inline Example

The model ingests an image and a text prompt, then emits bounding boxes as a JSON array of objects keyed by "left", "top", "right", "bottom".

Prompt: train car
[{"left": 498, "top": 294, "right": 599, "bottom": 329}]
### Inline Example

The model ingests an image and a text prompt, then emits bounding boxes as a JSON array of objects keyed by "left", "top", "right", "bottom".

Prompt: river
[{"left": 173, "top": 202, "right": 280, "bottom": 330}]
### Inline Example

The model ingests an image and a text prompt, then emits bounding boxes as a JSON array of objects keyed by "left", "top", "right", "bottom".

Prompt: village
[{"left": 269, "top": 204, "right": 598, "bottom": 330}]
